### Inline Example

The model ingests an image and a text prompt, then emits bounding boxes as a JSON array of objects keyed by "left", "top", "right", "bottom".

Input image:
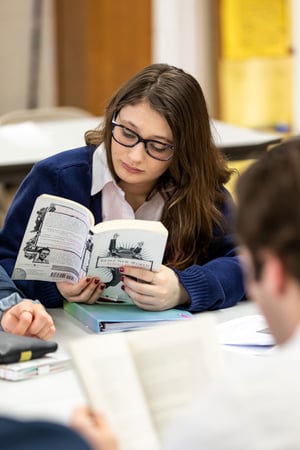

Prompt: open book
[
  {"left": 68, "top": 313, "right": 223, "bottom": 450},
  {"left": 12, "top": 194, "right": 168, "bottom": 302}
]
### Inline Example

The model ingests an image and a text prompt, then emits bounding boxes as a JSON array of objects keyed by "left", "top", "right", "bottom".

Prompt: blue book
[{"left": 64, "top": 301, "right": 193, "bottom": 333}]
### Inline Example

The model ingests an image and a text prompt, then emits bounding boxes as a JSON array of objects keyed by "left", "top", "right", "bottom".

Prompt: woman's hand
[
  {"left": 71, "top": 406, "right": 119, "bottom": 450},
  {"left": 57, "top": 277, "right": 106, "bottom": 304},
  {"left": 119, "top": 265, "right": 190, "bottom": 311},
  {"left": 1, "top": 300, "right": 55, "bottom": 340}
]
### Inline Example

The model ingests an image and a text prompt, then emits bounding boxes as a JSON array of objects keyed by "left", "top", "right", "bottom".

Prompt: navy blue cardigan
[
  {"left": 0, "top": 146, "right": 245, "bottom": 311},
  {"left": 0, "top": 417, "right": 90, "bottom": 450}
]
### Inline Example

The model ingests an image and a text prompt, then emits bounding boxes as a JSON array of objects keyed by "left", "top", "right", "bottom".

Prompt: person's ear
[{"left": 263, "top": 253, "right": 286, "bottom": 296}]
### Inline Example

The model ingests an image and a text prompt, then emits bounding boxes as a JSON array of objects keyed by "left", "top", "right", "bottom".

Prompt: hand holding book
[
  {"left": 56, "top": 276, "right": 107, "bottom": 305},
  {"left": 12, "top": 194, "right": 169, "bottom": 305},
  {"left": 117, "top": 264, "right": 190, "bottom": 311}
]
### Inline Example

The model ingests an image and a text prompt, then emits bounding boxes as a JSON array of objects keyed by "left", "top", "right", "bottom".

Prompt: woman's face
[{"left": 111, "top": 101, "right": 173, "bottom": 194}]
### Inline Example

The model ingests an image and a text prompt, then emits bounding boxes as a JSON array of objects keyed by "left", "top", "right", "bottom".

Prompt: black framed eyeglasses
[{"left": 111, "top": 120, "right": 175, "bottom": 161}]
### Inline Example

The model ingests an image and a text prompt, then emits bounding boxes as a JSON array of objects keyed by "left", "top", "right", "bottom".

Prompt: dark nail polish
[
  {"left": 119, "top": 267, "right": 124, "bottom": 273},
  {"left": 94, "top": 279, "right": 100, "bottom": 285},
  {"left": 121, "top": 285, "right": 125, "bottom": 290}
]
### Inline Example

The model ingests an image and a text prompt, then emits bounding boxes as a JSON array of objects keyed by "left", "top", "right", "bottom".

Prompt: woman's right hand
[
  {"left": 71, "top": 406, "right": 119, "bottom": 450},
  {"left": 56, "top": 277, "right": 106, "bottom": 304}
]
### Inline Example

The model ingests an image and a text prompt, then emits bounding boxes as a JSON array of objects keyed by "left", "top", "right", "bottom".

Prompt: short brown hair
[{"left": 235, "top": 136, "right": 300, "bottom": 280}]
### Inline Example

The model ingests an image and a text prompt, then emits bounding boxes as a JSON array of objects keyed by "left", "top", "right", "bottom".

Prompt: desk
[
  {"left": 0, "top": 118, "right": 280, "bottom": 184},
  {"left": 0, "top": 300, "right": 258, "bottom": 424},
  {"left": 0, "top": 118, "right": 101, "bottom": 184},
  {"left": 211, "top": 120, "right": 281, "bottom": 160}
]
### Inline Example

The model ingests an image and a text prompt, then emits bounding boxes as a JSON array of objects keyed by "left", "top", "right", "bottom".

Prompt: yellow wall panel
[
  {"left": 220, "top": 0, "right": 291, "bottom": 59},
  {"left": 219, "top": 56, "right": 293, "bottom": 128}
]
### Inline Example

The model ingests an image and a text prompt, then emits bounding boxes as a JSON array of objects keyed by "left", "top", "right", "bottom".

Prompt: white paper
[{"left": 217, "top": 315, "right": 275, "bottom": 346}]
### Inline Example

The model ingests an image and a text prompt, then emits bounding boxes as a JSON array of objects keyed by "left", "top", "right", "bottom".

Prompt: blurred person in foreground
[{"left": 62, "top": 136, "right": 300, "bottom": 449}]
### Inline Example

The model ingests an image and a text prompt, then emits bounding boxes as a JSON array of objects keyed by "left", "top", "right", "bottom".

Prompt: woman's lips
[{"left": 121, "top": 161, "right": 144, "bottom": 174}]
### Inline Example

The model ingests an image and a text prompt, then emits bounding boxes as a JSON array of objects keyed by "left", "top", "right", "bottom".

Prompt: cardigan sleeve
[
  {"left": 173, "top": 250, "right": 245, "bottom": 313},
  {"left": 0, "top": 417, "right": 91, "bottom": 450}
]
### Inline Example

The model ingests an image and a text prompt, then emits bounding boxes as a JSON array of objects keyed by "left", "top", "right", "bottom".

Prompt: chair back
[{"left": 0, "top": 107, "right": 94, "bottom": 125}]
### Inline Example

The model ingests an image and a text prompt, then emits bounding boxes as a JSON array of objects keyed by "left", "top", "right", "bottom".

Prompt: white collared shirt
[{"left": 91, "top": 143, "right": 165, "bottom": 222}]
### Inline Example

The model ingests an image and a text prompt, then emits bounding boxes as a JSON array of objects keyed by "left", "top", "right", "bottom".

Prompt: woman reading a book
[{"left": 0, "top": 63, "right": 245, "bottom": 311}]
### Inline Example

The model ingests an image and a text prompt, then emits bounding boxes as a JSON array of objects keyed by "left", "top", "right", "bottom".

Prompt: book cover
[
  {"left": 87, "top": 220, "right": 168, "bottom": 302},
  {"left": 64, "top": 301, "right": 193, "bottom": 333},
  {"left": 12, "top": 194, "right": 168, "bottom": 302},
  {"left": 0, "top": 331, "right": 58, "bottom": 364}
]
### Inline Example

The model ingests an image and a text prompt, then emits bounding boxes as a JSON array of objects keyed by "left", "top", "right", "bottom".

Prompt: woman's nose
[{"left": 127, "top": 142, "right": 146, "bottom": 161}]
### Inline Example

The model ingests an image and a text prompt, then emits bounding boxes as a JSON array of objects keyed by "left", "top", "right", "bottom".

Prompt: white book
[
  {"left": 68, "top": 313, "right": 223, "bottom": 450},
  {"left": 0, "top": 351, "right": 71, "bottom": 381},
  {"left": 12, "top": 194, "right": 168, "bottom": 302}
]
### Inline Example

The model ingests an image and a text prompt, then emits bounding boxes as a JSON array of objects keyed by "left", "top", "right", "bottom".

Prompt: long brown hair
[{"left": 85, "top": 64, "right": 233, "bottom": 269}]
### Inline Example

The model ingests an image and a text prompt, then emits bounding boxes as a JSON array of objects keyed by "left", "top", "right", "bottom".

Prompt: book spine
[{"left": 64, "top": 303, "right": 101, "bottom": 333}]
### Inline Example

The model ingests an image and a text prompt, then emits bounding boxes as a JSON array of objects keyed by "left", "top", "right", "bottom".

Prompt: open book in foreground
[
  {"left": 64, "top": 301, "right": 193, "bottom": 333},
  {"left": 68, "top": 313, "right": 223, "bottom": 450},
  {"left": 12, "top": 194, "right": 168, "bottom": 302}
]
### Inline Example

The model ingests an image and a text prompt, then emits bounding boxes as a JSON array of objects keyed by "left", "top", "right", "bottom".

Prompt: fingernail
[
  {"left": 119, "top": 267, "right": 124, "bottom": 273},
  {"left": 94, "top": 279, "right": 100, "bottom": 285},
  {"left": 121, "top": 276, "right": 124, "bottom": 282},
  {"left": 121, "top": 285, "right": 125, "bottom": 290},
  {"left": 100, "top": 283, "right": 106, "bottom": 290},
  {"left": 86, "top": 278, "right": 91, "bottom": 283}
]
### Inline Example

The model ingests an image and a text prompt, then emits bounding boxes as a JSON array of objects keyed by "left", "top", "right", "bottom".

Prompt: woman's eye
[
  {"left": 122, "top": 128, "right": 137, "bottom": 140},
  {"left": 149, "top": 142, "right": 169, "bottom": 152}
]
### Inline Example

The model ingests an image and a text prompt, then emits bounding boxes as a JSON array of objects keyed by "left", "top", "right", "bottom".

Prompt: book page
[
  {"left": 69, "top": 315, "right": 222, "bottom": 448},
  {"left": 126, "top": 314, "right": 222, "bottom": 438},
  {"left": 68, "top": 333, "right": 159, "bottom": 450},
  {"left": 12, "top": 194, "right": 94, "bottom": 283}
]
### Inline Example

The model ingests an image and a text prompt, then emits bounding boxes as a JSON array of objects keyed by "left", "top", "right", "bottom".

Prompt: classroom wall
[
  {"left": 0, "top": 0, "right": 214, "bottom": 116},
  {"left": 152, "top": 0, "right": 215, "bottom": 115},
  {"left": 0, "top": 0, "right": 56, "bottom": 114},
  {"left": 292, "top": 0, "right": 300, "bottom": 132},
  {"left": 0, "top": 0, "right": 299, "bottom": 130}
]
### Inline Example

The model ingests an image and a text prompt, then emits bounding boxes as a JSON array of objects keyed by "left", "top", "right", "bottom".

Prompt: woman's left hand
[{"left": 120, "top": 265, "right": 190, "bottom": 311}]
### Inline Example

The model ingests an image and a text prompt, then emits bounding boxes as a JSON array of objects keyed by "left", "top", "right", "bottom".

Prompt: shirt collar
[
  {"left": 91, "top": 142, "right": 165, "bottom": 221},
  {"left": 91, "top": 143, "right": 115, "bottom": 195}
]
